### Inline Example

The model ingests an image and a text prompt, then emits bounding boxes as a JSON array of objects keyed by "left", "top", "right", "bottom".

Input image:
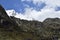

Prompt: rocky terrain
[{"left": 0, "top": 5, "right": 60, "bottom": 40}]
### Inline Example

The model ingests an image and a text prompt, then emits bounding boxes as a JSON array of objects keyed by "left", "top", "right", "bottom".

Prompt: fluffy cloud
[
  {"left": 6, "top": 7, "right": 60, "bottom": 22},
  {"left": 21, "top": 0, "right": 60, "bottom": 8},
  {"left": 22, "top": 0, "right": 60, "bottom": 5},
  {"left": 6, "top": 10, "right": 16, "bottom": 16},
  {"left": 6, "top": 0, "right": 60, "bottom": 22}
]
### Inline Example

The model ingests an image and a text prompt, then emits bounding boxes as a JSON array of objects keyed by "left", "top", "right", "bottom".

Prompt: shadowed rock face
[
  {"left": 0, "top": 5, "right": 60, "bottom": 40},
  {"left": 0, "top": 5, "right": 20, "bottom": 32}
]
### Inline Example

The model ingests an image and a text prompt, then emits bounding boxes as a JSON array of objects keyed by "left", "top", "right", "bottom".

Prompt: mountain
[{"left": 0, "top": 5, "right": 60, "bottom": 40}]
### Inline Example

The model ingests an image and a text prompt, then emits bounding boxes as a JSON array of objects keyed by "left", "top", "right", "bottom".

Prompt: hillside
[{"left": 0, "top": 5, "right": 60, "bottom": 40}]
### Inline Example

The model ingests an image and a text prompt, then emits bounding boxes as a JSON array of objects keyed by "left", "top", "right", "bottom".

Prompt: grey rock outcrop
[{"left": 0, "top": 5, "right": 60, "bottom": 40}]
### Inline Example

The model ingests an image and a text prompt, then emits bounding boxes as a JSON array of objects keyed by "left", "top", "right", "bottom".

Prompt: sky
[{"left": 0, "top": 0, "right": 60, "bottom": 21}]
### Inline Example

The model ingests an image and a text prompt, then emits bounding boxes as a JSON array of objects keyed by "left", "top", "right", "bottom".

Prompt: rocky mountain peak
[{"left": 0, "top": 5, "right": 60, "bottom": 40}]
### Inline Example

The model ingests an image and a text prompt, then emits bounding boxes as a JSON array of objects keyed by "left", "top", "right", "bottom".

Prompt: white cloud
[
  {"left": 21, "top": 0, "right": 60, "bottom": 7},
  {"left": 6, "top": 7, "right": 60, "bottom": 22},
  {"left": 6, "top": 10, "right": 16, "bottom": 16},
  {"left": 6, "top": 0, "right": 60, "bottom": 22},
  {"left": 45, "top": 0, "right": 60, "bottom": 7}
]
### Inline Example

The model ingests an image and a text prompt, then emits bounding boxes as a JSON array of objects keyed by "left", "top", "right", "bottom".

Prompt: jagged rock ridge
[{"left": 0, "top": 5, "right": 60, "bottom": 40}]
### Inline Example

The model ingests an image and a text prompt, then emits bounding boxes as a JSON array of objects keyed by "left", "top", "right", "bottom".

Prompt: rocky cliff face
[{"left": 0, "top": 5, "right": 60, "bottom": 40}]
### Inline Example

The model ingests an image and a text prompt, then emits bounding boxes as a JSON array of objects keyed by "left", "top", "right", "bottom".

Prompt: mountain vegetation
[{"left": 0, "top": 5, "right": 60, "bottom": 40}]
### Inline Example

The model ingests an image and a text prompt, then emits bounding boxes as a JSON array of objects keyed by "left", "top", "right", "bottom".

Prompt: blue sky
[
  {"left": 0, "top": 0, "right": 60, "bottom": 21},
  {"left": 0, "top": 0, "right": 46, "bottom": 13}
]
